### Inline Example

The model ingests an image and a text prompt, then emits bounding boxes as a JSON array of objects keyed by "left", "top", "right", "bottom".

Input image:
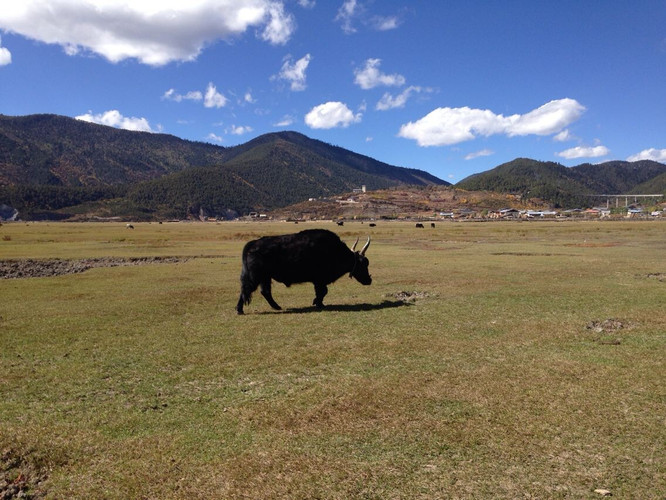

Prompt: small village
[{"left": 263, "top": 186, "right": 665, "bottom": 223}]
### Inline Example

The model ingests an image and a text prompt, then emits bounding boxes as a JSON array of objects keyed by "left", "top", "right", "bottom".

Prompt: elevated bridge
[{"left": 585, "top": 194, "right": 663, "bottom": 208}]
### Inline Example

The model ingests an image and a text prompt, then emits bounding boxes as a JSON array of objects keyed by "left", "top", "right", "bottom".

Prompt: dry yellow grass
[{"left": 1, "top": 220, "right": 664, "bottom": 498}]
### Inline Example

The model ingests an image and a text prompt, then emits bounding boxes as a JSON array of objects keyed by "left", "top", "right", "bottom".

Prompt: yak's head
[{"left": 349, "top": 236, "right": 372, "bottom": 285}]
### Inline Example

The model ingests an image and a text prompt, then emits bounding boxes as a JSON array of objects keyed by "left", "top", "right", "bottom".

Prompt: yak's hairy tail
[
  {"left": 236, "top": 253, "right": 258, "bottom": 314},
  {"left": 239, "top": 267, "right": 254, "bottom": 307}
]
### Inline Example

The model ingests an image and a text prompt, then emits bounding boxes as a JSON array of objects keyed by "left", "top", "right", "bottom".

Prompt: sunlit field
[{"left": 1, "top": 220, "right": 664, "bottom": 498}]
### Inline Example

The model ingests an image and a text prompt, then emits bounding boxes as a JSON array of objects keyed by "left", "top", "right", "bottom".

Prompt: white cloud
[
  {"left": 0, "top": 36, "right": 11, "bottom": 66},
  {"left": 162, "top": 88, "right": 203, "bottom": 103},
  {"left": 376, "top": 86, "right": 428, "bottom": 110},
  {"left": 398, "top": 98, "right": 586, "bottom": 146},
  {"left": 557, "top": 145, "right": 609, "bottom": 159},
  {"left": 465, "top": 149, "right": 494, "bottom": 160},
  {"left": 227, "top": 124, "right": 253, "bottom": 135},
  {"left": 626, "top": 148, "right": 666, "bottom": 162},
  {"left": 259, "top": 2, "right": 295, "bottom": 45},
  {"left": 275, "top": 53, "right": 312, "bottom": 91},
  {"left": 0, "top": 1, "right": 295, "bottom": 66},
  {"left": 163, "top": 84, "right": 228, "bottom": 108},
  {"left": 0, "top": 47, "right": 10, "bottom": 66},
  {"left": 336, "top": 2, "right": 403, "bottom": 33},
  {"left": 507, "top": 99, "right": 586, "bottom": 137},
  {"left": 244, "top": 91, "right": 256, "bottom": 104},
  {"left": 274, "top": 115, "right": 295, "bottom": 127},
  {"left": 304, "top": 101, "right": 361, "bottom": 129},
  {"left": 553, "top": 129, "right": 575, "bottom": 142},
  {"left": 206, "top": 133, "right": 224, "bottom": 143},
  {"left": 399, "top": 108, "right": 505, "bottom": 146},
  {"left": 204, "top": 83, "right": 227, "bottom": 108},
  {"left": 298, "top": 0, "right": 316, "bottom": 8},
  {"left": 335, "top": 0, "right": 360, "bottom": 34},
  {"left": 75, "top": 110, "right": 153, "bottom": 132},
  {"left": 371, "top": 15, "right": 400, "bottom": 31},
  {"left": 354, "top": 58, "right": 405, "bottom": 89}
]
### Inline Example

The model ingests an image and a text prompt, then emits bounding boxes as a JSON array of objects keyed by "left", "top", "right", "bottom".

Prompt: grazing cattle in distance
[
  {"left": 415, "top": 223, "right": 424, "bottom": 228},
  {"left": 336, "top": 221, "right": 344, "bottom": 226},
  {"left": 431, "top": 223, "right": 436, "bottom": 228},
  {"left": 126, "top": 224, "right": 134, "bottom": 229},
  {"left": 369, "top": 223, "right": 376, "bottom": 227},
  {"left": 236, "top": 229, "right": 371, "bottom": 314}
]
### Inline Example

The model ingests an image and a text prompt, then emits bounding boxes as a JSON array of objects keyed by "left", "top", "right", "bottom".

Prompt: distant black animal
[
  {"left": 126, "top": 223, "right": 134, "bottom": 229},
  {"left": 369, "top": 223, "right": 376, "bottom": 227},
  {"left": 415, "top": 223, "right": 424, "bottom": 228},
  {"left": 430, "top": 223, "right": 436, "bottom": 228},
  {"left": 236, "top": 229, "right": 371, "bottom": 314},
  {"left": 336, "top": 221, "right": 344, "bottom": 226}
]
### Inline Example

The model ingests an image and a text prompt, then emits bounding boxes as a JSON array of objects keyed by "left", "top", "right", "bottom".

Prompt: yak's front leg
[
  {"left": 312, "top": 283, "right": 328, "bottom": 309},
  {"left": 260, "top": 279, "right": 282, "bottom": 310}
]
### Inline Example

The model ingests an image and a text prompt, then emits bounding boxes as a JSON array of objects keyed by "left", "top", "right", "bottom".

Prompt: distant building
[
  {"left": 582, "top": 207, "right": 610, "bottom": 217},
  {"left": 489, "top": 208, "right": 520, "bottom": 219},
  {"left": 525, "top": 210, "right": 557, "bottom": 218}
]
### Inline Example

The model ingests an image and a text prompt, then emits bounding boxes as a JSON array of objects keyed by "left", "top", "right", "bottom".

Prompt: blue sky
[{"left": 1, "top": 1, "right": 665, "bottom": 183}]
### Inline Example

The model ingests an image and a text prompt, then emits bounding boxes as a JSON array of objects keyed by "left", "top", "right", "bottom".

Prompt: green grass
[{"left": 1, "top": 220, "right": 665, "bottom": 498}]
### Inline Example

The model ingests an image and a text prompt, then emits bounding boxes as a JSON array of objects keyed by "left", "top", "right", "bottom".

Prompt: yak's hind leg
[
  {"left": 313, "top": 283, "right": 328, "bottom": 309},
  {"left": 260, "top": 279, "right": 282, "bottom": 311}
]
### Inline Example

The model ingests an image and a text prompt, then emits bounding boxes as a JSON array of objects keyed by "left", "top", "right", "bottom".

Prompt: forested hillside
[
  {"left": 570, "top": 160, "right": 666, "bottom": 194},
  {"left": 0, "top": 114, "right": 445, "bottom": 219},
  {"left": 2, "top": 114, "right": 663, "bottom": 220},
  {"left": 0, "top": 114, "right": 231, "bottom": 186},
  {"left": 456, "top": 158, "right": 666, "bottom": 207}
]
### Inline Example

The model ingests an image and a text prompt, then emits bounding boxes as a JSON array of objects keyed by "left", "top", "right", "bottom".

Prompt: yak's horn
[
  {"left": 351, "top": 237, "right": 359, "bottom": 252},
  {"left": 360, "top": 236, "right": 370, "bottom": 255}
]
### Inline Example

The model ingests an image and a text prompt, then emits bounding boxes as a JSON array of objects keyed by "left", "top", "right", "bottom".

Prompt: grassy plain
[{"left": 1, "top": 220, "right": 664, "bottom": 498}]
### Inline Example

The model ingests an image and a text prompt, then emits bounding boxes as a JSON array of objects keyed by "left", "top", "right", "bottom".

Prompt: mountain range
[
  {"left": 457, "top": 157, "right": 666, "bottom": 207},
  {"left": 1, "top": 114, "right": 664, "bottom": 220},
  {"left": 0, "top": 114, "right": 444, "bottom": 219}
]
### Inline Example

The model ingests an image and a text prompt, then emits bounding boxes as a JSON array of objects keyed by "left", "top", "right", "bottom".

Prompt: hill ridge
[
  {"left": 0, "top": 113, "right": 446, "bottom": 219},
  {"left": 456, "top": 157, "right": 666, "bottom": 207}
]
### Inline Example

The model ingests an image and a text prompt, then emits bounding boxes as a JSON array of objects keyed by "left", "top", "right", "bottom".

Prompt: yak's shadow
[{"left": 257, "top": 300, "right": 412, "bottom": 315}]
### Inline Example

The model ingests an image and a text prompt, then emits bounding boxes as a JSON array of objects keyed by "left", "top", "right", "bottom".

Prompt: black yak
[{"left": 236, "top": 229, "right": 371, "bottom": 314}]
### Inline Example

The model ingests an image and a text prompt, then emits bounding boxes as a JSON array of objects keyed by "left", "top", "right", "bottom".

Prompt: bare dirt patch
[
  {"left": 566, "top": 242, "right": 622, "bottom": 248},
  {"left": 1, "top": 448, "right": 48, "bottom": 499},
  {"left": 585, "top": 318, "right": 634, "bottom": 345},
  {"left": 586, "top": 318, "right": 631, "bottom": 333},
  {"left": 0, "top": 257, "right": 189, "bottom": 279},
  {"left": 387, "top": 290, "right": 435, "bottom": 302},
  {"left": 491, "top": 252, "right": 576, "bottom": 257}
]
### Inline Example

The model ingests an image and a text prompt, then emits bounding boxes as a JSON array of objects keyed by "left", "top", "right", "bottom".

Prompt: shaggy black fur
[{"left": 236, "top": 229, "right": 371, "bottom": 314}]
